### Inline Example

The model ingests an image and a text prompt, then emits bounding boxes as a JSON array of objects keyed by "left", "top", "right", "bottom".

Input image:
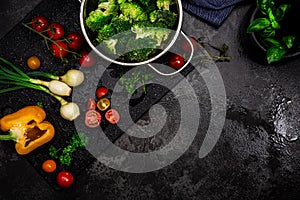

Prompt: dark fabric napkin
[{"left": 182, "top": 0, "right": 246, "bottom": 27}]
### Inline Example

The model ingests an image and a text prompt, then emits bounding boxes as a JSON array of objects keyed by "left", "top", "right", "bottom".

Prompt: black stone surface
[{"left": 1, "top": 0, "right": 300, "bottom": 199}]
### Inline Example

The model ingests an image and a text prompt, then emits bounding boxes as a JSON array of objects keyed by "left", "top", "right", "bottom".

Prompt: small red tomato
[
  {"left": 31, "top": 16, "right": 49, "bottom": 32},
  {"left": 85, "top": 110, "right": 102, "bottom": 128},
  {"left": 47, "top": 22, "right": 65, "bottom": 40},
  {"left": 51, "top": 41, "right": 69, "bottom": 58},
  {"left": 181, "top": 36, "right": 198, "bottom": 53},
  {"left": 66, "top": 32, "right": 84, "bottom": 51},
  {"left": 57, "top": 171, "right": 74, "bottom": 188},
  {"left": 96, "top": 86, "right": 108, "bottom": 99},
  {"left": 79, "top": 51, "right": 96, "bottom": 67},
  {"left": 168, "top": 53, "right": 185, "bottom": 70},
  {"left": 105, "top": 109, "right": 120, "bottom": 124},
  {"left": 87, "top": 98, "right": 97, "bottom": 110}
]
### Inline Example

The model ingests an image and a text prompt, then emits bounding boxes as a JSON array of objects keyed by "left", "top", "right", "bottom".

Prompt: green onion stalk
[
  {"left": 0, "top": 57, "right": 72, "bottom": 96},
  {"left": 0, "top": 57, "right": 80, "bottom": 121},
  {"left": 27, "top": 69, "right": 85, "bottom": 87}
]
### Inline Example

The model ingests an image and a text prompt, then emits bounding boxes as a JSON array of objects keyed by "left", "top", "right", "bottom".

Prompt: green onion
[
  {"left": 28, "top": 69, "right": 85, "bottom": 87},
  {"left": 0, "top": 57, "right": 72, "bottom": 96},
  {"left": 0, "top": 57, "right": 80, "bottom": 121}
]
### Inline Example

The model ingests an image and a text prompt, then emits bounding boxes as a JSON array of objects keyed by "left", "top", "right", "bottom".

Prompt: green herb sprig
[
  {"left": 49, "top": 132, "right": 89, "bottom": 166},
  {"left": 247, "top": 0, "right": 299, "bottom": 63},
  {"left": 120, "top": 67, "right": 154, "bottom": 95}
]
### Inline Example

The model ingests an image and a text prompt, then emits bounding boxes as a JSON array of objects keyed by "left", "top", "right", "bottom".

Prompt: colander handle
[{"left": 147, "top": 31, "right": 194, "bottom": 76}]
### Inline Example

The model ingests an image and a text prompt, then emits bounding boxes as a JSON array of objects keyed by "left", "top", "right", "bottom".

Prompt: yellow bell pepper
[{"left": 0, "top": 106, "right": 55, "bottom": 155}]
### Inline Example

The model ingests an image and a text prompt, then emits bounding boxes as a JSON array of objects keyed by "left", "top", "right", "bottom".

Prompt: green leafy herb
[
  {"left": 36, "top": 102, "right": 44, "bottom": 108},
  {"left": 120, "top": 67, "right": 154, "bottom": 94},
  {"left": 49, "top": 132, "right": 89, "bottom": 166},
  {"left": 246, "top": 0, "right": 299, "bottom": 64}
]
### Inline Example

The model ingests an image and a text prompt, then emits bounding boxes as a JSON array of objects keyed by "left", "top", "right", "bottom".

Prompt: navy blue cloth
[{"left": 182, "top": 0, "right": 246, "bottom": 27}]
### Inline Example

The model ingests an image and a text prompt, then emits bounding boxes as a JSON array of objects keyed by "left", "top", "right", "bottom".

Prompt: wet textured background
[{"left": 1, "top": 0, "right": 300, "bottom": 199}]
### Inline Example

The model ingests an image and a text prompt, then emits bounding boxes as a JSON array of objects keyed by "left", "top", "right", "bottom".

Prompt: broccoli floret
[
  {"left": 138, "top": 0, "right": 151, "bottom": 6},
  {"left": 97, "top": 0, "right": 118, "bottom": 14},
  {"left": 85, "top": 0, "right": 118, "bottom": 32},
  {"left": 101, "top": 38, "right": 118, "bottom": 55},
  {"left": 111, "top": 17, "right": 132, "bottom": 34},
  {"left": 156, "top": 0, "right": 175, "bottom": 10},
  {"left": 119, "top": 2, "right": 148, "bottom": 22},
  {"left": 131, "top": 22, "right": 171, "bottom": 46},
  {"left": 149, "top": 10, "right": 178, "bottom": 27},
  {"left": 96, "top": 24, "right": 116, "bottom": 43},
  {"left": 123, "top": 38, "right": 157, "bottom": 62},
  {"left": 85, "top": 11, "right": 112, "bottom": 32}
]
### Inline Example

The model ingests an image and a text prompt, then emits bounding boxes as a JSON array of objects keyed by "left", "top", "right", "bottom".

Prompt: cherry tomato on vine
[
  {"left": 79, "top": 51, "right": 96, "bottom": 67},
  {"left": 30, "top": 16, "right": 49, "bottom": 32},
  {"left": 27, "top": 55, "right": 41, "bottom": 70},
  {"left": 168, "top": 53, "right": 185, "bottom": 70},
  {"left": 66, "top": 32, "right": 84, "bottom": 51},
  {"left": 57, "top": 171, "right": 74, "bottom": 188},
  {"left": 181, "top": 36, "right": 198, "bottom": 53},
  {"left": 42, "top": 159, "right": 56, "bottom": 173},
  {"left": 47, "top": 22, "right": 65, "bottom": 40},
  {"left": 105, "top": 109, "right": 120, "bottom": 124},
  {"left": 51, "top": 41, "right": 69, "bottom": 58},
  {"left": 96, "top": 86, "right": 108, "bottom": 99}
]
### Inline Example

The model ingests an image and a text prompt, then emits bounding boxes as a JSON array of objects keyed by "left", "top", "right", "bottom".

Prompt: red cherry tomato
[
  {"left": 30, "top": 16, "right": 49, "bottom": 32},
  {"left": 168, "top": 53, "right": 185, "bottom": 70},
  {"left": 79, "top": 51, "right": 96, "bottom": 67},
  {"left": 96, "top": 86, "right": 108, "bottom": 99},
  {"left": 87, "top": 98, "right": 97, "bottom": 110},
  {"left": 85, "top": 110, "right": 102, "bottom": 128},
  {"left": 47, "top": 22, "right": 65, "bottom": 40},
  {"left": 51, "top": 41, "right": 69, "bottom": 58},
  {"left": 56, "top": 171, "right": 74, "bottom": 188},
  {"left": 181, "top": 36, "right": 198, "bottom": 53},
  {"left": 66, "top": 32, "right": 84, "bottom": 51},
  {"left": 105, "top": 109, "right": 120, "bottom": 124}
]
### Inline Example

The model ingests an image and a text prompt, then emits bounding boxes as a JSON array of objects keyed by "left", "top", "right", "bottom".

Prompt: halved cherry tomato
[
  {"left": 42, "top": 159, "right": 56, "bottom": 173},
  {"left": 47, "top": 22, "right": 65, "bottom": 40},
  {"left": 57, "top": 171, "right": 74, "bottom": 188},
  {"left": 27, "top": 55, "right": 41, "bottom": 70},
  {"left": 51, "top": 41, "right": 69, "bottom": 58},
  {"left": 79, "top": 51, "right": 96, "bottom": 67},
  {"left": 168, "top": 53, "right": 185, "bottom": 70},
  {"left": 181, "top": 36, "right": 198, "bottom": 53},
  {"left": 85, "top": 110, "right": 101, "bottom": 128},
  {"left": 97, "top": 98, "right": 110, "bottom": 111},
  {"left": 31, "top": 16, "right": 49, "bottom": 32},
  {"left": 96, "top": 86, "right": 108, "bottom": 99},
  {"left": 87, "top": 98, "right": 97, "bottom": 110},
  {"left": 105, "top": 109, "right": 120, "bottom": 124},
  {"left": 66, "top": 32, "right": 84, "bottom": 51}
]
